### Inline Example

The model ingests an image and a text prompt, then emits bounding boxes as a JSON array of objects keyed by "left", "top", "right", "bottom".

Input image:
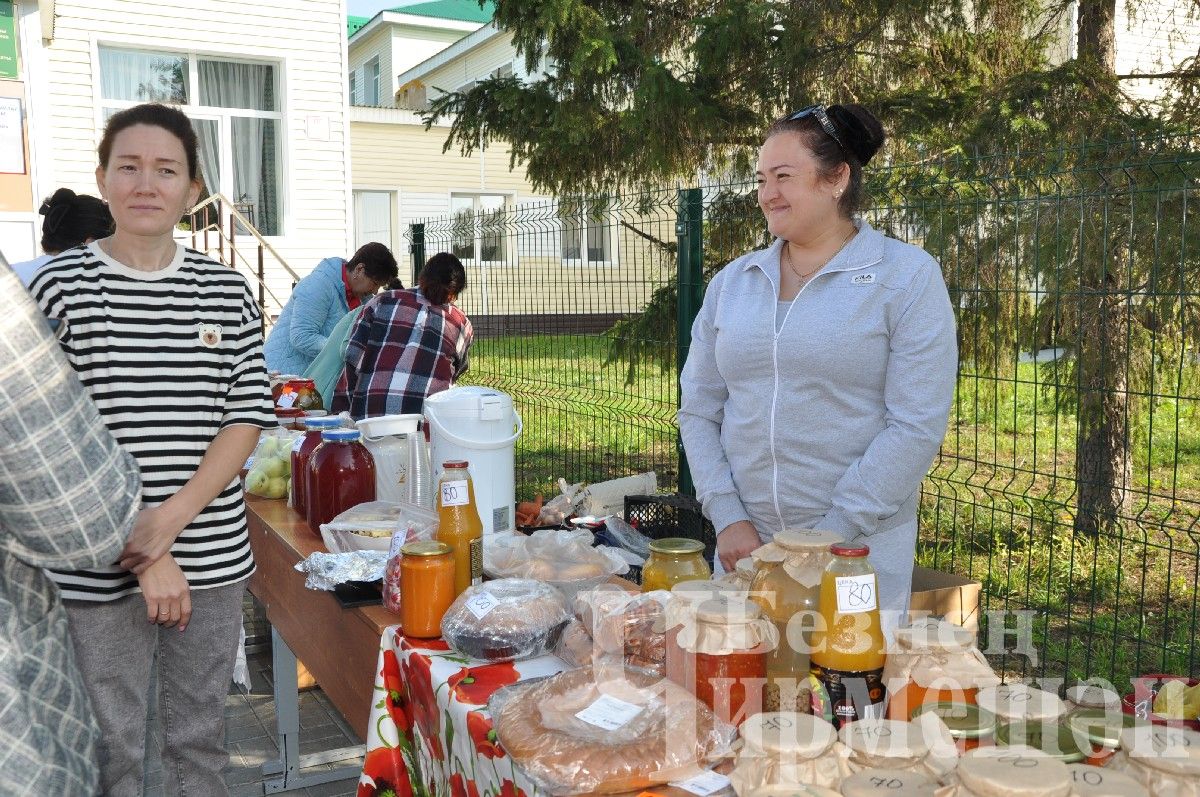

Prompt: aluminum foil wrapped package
[
  {"left": 490, "top": 665, "right": 735, "bottom": 795},
  {"left": 441, "top": 578, "right": 572, "bottom": 662},
  {"left": 294, "top": 550, "right": 388, "bottom": 591}
]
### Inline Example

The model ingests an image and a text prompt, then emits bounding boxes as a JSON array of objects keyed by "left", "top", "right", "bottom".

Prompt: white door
[{"left": 355, "top": 191, "right": 393, "bottom": 251}]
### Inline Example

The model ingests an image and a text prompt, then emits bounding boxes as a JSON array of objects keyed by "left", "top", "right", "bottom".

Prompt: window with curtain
[{"left": 98, "top": 46, "right": 283, "bottom": 236}]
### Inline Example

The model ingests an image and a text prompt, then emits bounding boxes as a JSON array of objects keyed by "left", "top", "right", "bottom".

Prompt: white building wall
[
  {"left": 1115, "top": 0, "right": 1200, "bottom": 101},
  {"left": 30, "top": 0, "right": 351, "bottom": 306}
]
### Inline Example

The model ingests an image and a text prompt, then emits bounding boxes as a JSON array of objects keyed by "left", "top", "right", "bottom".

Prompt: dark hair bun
[
  {"left": 39, "top": 188, "right": 78, "bottom": 234},
  {"left": 829, "top": 104, "right": 885, "bottom": 165}
]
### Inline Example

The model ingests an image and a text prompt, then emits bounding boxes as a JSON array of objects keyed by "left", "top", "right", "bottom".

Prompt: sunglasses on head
[{"left": 785, "top": 104, "right": 847, "bottom": 155}]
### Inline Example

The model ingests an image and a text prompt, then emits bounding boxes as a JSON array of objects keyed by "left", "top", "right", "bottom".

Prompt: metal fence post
[
  {"left": 409, "top": 223, "right": 425, "bottom": 286},
  {"left": 676, "top": 188, "right": 704, "bottom": 497}
]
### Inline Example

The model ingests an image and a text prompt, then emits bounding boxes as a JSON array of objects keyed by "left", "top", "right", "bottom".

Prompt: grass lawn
[{"left": 464, "top": 333, "right": 1200, "bottom": 686}]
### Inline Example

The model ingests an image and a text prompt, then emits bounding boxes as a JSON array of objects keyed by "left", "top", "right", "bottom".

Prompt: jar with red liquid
[
  {"left": 306, "top": 428, "right": 376, "bottom": 534},
  {"left": 680, "top": 596, "right": 777, "bottom": 725},
  {"left": 290, "top": 416, "right": 341, "bottom": 518}
]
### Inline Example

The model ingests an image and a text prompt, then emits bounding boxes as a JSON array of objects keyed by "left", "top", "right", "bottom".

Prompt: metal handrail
[{"left": 188, "top": 193, "right": 301, "bottom": 283}]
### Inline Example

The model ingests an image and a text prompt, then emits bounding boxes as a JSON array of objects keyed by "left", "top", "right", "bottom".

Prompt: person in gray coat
[{"left": 678, "top": 104, "right": 958, "bottom": 640}]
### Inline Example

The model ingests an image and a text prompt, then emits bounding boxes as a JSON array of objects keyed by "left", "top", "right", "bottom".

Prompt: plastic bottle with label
[
  {"left": 808, "top": 542, "right": 887, "bottom": 727},
  {"left": 434, "top": 460, "right": 484, "bottom": 596}
]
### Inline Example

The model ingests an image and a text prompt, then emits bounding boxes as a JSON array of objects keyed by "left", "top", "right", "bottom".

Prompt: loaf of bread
[{"left": 492, "top": 665, "right": 734, "bottom": 794}]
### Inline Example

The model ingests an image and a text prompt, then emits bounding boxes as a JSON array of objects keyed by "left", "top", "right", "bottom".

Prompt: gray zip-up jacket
[{"left": 678, "top": 219, "right": 957, "bottom": 542}]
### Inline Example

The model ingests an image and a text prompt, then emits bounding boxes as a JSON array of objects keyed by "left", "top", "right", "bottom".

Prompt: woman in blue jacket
[{"left": 263, "top": 242, "right": 398, "bottom": 375}]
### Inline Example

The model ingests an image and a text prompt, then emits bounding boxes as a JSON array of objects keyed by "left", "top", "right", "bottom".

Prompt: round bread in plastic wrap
[
  {"left": 490, "top": 664, "right": 735, "bottom": 795},
  {"left": 440, "top": 578, "right": 572, "bottom": 662}
]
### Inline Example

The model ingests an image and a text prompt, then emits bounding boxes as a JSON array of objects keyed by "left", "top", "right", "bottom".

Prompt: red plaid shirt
[{"left": 332, "top": 288, "right": 473, "bottom": 419}]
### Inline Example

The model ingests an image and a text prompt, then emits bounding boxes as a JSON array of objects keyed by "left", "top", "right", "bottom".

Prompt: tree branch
[{"left": 1116, "top": 71, "right": 1199, "bottom": 80}]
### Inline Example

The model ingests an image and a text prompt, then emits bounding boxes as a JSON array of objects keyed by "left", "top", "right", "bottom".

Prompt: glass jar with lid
[
  {"left": 1065, "top": 764, "right": 1146, "bottom": 797},
  {"left": 679, "top": 596, "right": 777, "bottom": 724},
  {"left": 1065, "top": 708, "right": 1137, "bottom": 767},
  {"left": 305, "top": 428, "right": 376, "bottom": 534},
  {"left": 884, "top": 618, "right": 999, "bottom": 721},
  {"left": 290, "top": 416, "right": 342, "bottom": 518},
  {"left": 910, "top": 702, "right": 997, "bottom": 754},
  {"left": 400, "top": 541, "right": 456, "bottom": 638},
  {"left": 995, "top": 718, "right": 1088, "bottom": 764},
  {"left": 665, "top": 580, "right": 735, "bottom": 688},
  {"left": 641, "top": 537, "right": 711, "bottom": 592},
  {"left": 840, "top": 768, "right": 938, "bottom": 797},
  {"left": 748, "top": 529, "right": 841, "bottom": 713},
  {"left": 730, "top": 712, "right": 841, "bottom": 793},
  {"left": 975, "top": 683, "right": 1066, "bottom": 724},
  {"left": 1114, "top": 725, "right": 1200, "bottom": 796},
  {"left": 943, "top": 748, "right": 1071, "bottom": 797}
]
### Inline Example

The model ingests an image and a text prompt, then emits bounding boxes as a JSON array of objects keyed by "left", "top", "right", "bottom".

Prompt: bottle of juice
[
  {"left": 809, "top": 543, "right": 886, "bottom": 727},
  {"left": 434, "top": 460, "right": 483, "bottom": 596}
]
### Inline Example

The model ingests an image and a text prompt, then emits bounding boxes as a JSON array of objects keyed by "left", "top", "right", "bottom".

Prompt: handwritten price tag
[
  {"left": 575, "top": 694, "right": 643, "bottom": 730},
  {"left": 835, "top": 574, "right": 878, "bottom": 613},
  {"left": 464, "top": 591, "right": 499, "bottom": 620},
  {"left": 669, "top": 771, "right": 731, "bottom": 796},
  {"left": 440, "top": 479, "right": 469, "bottom": 507}
]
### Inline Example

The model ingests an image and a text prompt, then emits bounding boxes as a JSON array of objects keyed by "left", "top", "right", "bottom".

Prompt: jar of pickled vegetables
[
  {"left": 665, "top": 580, "right": 735, "bottom": 688},
  {"left": 641, "top": 538, "right": 710, "bottom": 592},
  {"left": 680, "top": 596, "right": 777, "bottom": 724}
]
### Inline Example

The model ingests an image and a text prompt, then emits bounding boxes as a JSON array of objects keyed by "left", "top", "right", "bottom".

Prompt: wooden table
[{"left": 245, "top": 494, "right": 394, "bottom": 792}]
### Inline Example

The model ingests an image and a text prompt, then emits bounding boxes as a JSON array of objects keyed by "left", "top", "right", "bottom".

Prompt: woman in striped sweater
[{"left": 30, "top": 103, "right": 275, "bottom": 797}]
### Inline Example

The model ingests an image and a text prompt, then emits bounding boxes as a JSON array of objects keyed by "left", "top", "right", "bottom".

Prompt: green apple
[
  {"left": 259, "top": 457, "right": 287, "bottom": 479},
  {"left": 266, "top": 477, "right": 289, "bottom": 499},
  {"left": 245, "top": 468, "right": 270, "bottom": 496}
]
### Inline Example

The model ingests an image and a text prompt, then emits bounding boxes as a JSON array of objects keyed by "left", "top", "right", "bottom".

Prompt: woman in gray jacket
[{"left": 678, "top": 104, "right": 957, "bottom": 638}]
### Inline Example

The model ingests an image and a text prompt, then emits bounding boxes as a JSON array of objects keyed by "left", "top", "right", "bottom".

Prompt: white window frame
[
  {"left": 447, "top": 190, "right": 516, "bottom": 268},
  {"left": 559, "top": 205, "right": 617, "bottom": 267},
  {"left": 91, "top": 39, "right": 288, "bottom": 239},
  {"left": 352, "top": 187, "right": 400, "bottom": 254},
  {"left": 365, "top": 57, "right": 380, "bottom": 106},
  {"left": 349, "top": 69, "right": 358, "bottom": 105}
]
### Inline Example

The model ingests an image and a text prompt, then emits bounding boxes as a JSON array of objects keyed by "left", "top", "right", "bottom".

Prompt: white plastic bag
[{"left": 244, "top": 426, "right": 302, "bottom": 499}]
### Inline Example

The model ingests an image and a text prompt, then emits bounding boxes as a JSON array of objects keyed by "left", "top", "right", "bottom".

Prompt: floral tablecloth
[{"left": 357, "top": 626, "right": 567, "bottom": 797}]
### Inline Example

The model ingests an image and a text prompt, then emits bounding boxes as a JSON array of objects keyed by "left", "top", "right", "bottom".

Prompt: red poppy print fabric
[{"left": 360, "top": 626, "right": 564, "bottom": 797}]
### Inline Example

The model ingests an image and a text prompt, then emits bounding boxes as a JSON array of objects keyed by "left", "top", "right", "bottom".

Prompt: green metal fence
[{"left": 410, "top": 130, "right": 1200, "bottom": 687}]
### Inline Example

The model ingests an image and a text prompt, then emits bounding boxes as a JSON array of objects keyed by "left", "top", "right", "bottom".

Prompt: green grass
[{"left": 465, "top": 334, "right": 1200, "bottom": 685}]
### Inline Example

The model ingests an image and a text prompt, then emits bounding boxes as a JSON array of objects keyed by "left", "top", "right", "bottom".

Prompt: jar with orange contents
[
  {"left": 399, "top": 541, "right": 456, "bottom": 638},
  {"left": 910, "top": 701, "right": 997, "bottom": 754},
  {"left": 665, "top": 581, "right": 734, "bottom": 689},
  {"left": 680, "top": 596, "right": 778, "bottom": 725},
  {"left": 884, "top": 618, "right": 999, "bottom": 721}
]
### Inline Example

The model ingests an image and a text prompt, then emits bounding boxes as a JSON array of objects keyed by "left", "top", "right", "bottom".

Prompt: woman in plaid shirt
[{"left": 333, "top": 252, "right": 474, "bottom": 419}]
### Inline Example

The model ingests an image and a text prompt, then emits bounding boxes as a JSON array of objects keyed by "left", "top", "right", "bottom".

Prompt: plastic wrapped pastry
[
  {"left": 490, "top": 665, "right": 735, "bottom": 795},
  {"left": 441, "top": 578, "right": 571, "bottom": 662}
]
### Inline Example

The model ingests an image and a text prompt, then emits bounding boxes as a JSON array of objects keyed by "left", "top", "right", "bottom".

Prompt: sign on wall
[
  {"left": 0, "top": 97, "right": 25, "bottom": 174},
  {"left": 0, "top": 1, "right": 17, "bottom": 80}
]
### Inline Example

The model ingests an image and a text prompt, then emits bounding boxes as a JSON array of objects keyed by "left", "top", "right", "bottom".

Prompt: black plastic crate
[{"left": 623, "top": 493, "right": 715, "bottom": 584}]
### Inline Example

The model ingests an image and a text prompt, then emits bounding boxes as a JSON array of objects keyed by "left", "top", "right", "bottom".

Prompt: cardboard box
[{"left": 909, "top": 565, "right": 982, "bottom": 634}]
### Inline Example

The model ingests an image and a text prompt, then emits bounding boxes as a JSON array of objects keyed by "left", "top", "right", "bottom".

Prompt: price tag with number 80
[{"left": 440, "top": 479, "right": 469, "bottom": 507}]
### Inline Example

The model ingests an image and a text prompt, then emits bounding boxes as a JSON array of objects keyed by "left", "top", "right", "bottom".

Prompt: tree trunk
[
  {"left": 1076, "top": 0, "right": 1117, "bottom": 72},
  {"left": 1074, "top": 239, "right": 1131, "bottom": 536}
]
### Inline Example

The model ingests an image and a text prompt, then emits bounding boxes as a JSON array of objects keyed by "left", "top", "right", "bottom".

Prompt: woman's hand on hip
[
  {"left": 138, "top": 555, "right": 192, "bottom": 631},
  {"left": 717, "top": 520, "right": 762, "bottom": 573}
]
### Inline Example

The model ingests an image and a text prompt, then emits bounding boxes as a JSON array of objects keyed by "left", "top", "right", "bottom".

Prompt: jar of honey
[
  {"left": 748, "top": 529, "right": 840, "bottom": 714},
  {"left": 290, "top": 416, "right": 341, "bottom": 518},
  {"left": 400, "top": 541, "right": 455, "bottom": 638},
  {"left": 680, "top": 596, "right": 777, "bottom": 725},
  {"left": 641, "top": 538, "right": 711, "bottom": 592},
  {"left": 910, "top": 702, "right": 997, "bottom": 754},
  {"left": 305, "top": 428, "right": 376, "bottom": 534}
]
